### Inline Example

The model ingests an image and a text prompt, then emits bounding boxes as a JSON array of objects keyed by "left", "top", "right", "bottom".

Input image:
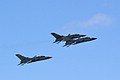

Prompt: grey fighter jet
[
  {"left": 51, "top": 32, "right": 86, "bottom": 44},
  {"left": 16, "top": 54, "right": 52, "bottom": 66},
  {"left": 63, "top": 37, "right": 97, "bottom": 47}
]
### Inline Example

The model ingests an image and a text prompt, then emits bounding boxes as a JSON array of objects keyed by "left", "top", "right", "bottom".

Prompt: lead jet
[
  {"left": 16, "top": 54, "right": 52, "bottom": 66},
  {"left": 63, "top": 37, "right": 97, "bottom": 47},
  {"left": 51, "top": 32, "right": 86, "bottom": 44}
]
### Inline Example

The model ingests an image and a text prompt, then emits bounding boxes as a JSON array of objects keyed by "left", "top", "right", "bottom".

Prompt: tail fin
[
  {"left": 51, "top": 33, "right": 63, "bottom": 39},
  {"left": 16, "top": 54, "right": 27, "bottom": 61}
]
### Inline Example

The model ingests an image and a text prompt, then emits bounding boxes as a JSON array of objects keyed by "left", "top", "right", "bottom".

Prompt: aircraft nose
[
  {"left": 47, "top": 56, "right": 52, "bottom": 59},
  {"left": 82, "top": 35, "right": 86, "bottom": 37},
  {"left": 92, "top": 38, "right": 97, "bottom": 40}
]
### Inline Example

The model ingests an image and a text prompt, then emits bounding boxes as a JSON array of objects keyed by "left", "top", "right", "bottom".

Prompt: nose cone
[
  {"left": 47, "top": 56, "right": 52, "bottom": 59},
  {"left": 91, "top": 38, "right": 97, "bottom": 40},
  {"left": 81, "top": 34, "right": 86, "bottom": 37}
]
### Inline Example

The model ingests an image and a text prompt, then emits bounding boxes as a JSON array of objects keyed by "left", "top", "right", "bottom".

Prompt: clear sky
[{"left": 0, "top": 0, "right": 120, "bottom": 80}]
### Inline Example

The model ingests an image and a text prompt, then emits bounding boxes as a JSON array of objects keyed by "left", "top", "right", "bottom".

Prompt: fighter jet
[
  {"left": 16, "top": 54, "right": 52, "bottom": 66},
  {"left": 63, "top": 37, "right": 97, "bottom": 47},
  {"left": 51, "top": 32, "right": 86, "bottom": 44}
]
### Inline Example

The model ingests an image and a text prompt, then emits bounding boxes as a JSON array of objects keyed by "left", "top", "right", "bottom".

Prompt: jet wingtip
[
  {"left": 51, "top": 32, "right": 55, "bottom": 35},
  {"left": 15, "top": 53, "right": 20, "bottom": 55},
  {"left": 16, "top": 54, "right": 19, "bottom": 56}
]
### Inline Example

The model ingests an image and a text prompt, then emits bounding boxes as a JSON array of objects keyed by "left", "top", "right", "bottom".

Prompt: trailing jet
[
  {"left": 51, "top": 32, "right": 86, "bottom": 44},
  {"left": 63, "top": 37, "right": 97, "bottom": 47},
  {"left": 16, "top": 54, "right": 52, "bottom": 66}
]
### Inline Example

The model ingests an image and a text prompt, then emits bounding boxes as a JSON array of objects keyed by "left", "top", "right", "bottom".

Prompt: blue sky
[{"left": 0, "top": 0, "right": 120, "bottom": 80}]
